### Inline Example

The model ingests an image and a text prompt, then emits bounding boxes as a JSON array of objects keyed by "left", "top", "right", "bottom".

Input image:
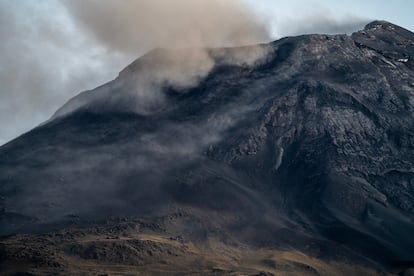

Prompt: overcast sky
[{"left": 1, "top": 0, "right": 413, "bottom": 146}]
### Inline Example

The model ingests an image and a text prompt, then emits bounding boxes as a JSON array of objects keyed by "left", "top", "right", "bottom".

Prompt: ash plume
[
  {"left": 56, "top": 0, "right": 271, "bottom": 116},
  {"left": 63, "top": 0, "right": 269, "bottom": 53}
]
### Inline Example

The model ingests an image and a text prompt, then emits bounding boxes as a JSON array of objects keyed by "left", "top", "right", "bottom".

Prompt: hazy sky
[
  {"left": 0, "top": 0, "right": 413, "bottom": 146},
  {"left": 251, "top": 0, "right": 414, "bottom": 35}
]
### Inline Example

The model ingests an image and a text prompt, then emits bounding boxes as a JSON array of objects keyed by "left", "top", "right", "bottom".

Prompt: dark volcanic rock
[{"left": 1, "top": 20, "right": 414, "bottom": 271}]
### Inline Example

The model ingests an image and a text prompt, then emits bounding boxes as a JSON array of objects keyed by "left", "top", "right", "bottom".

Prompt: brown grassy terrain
[{"left": 0, "top": 220, "right": 394, "bottom": 276}]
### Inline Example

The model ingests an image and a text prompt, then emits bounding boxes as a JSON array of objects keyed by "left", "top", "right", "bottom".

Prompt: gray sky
[{"left": 0, "top": 0, "right": 413, "bottom": 146}]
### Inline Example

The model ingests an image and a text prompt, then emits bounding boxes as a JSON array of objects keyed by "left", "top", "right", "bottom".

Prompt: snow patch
[{"left": 397, "top": 58, "right": 409, "bottom": 63}]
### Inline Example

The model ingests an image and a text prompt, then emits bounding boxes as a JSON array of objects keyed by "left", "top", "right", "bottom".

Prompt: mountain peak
[
  {"left": 364, "top": 20, "right": 394, "bottom": 30},
  {"left": 360, "top": 19, "right": 414, "bottom": 39}
]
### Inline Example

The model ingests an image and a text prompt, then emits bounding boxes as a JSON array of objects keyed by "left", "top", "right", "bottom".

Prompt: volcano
[{"left": 1, "top": 21, "right": 414, "bottom": 275}]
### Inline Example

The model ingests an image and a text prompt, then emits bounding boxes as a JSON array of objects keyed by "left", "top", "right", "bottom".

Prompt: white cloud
[{"left": 0, "top": 1, "right": 133, "bottom": 145}]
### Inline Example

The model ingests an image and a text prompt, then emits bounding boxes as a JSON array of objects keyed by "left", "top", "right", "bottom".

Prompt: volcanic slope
[{"left": 1, "top": 20, "right": 414, "bottom": 274}]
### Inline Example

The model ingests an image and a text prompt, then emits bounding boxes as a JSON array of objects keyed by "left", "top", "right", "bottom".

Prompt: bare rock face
[{"left": 1, "top": 21, "right": 414, "bottom": 273}]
